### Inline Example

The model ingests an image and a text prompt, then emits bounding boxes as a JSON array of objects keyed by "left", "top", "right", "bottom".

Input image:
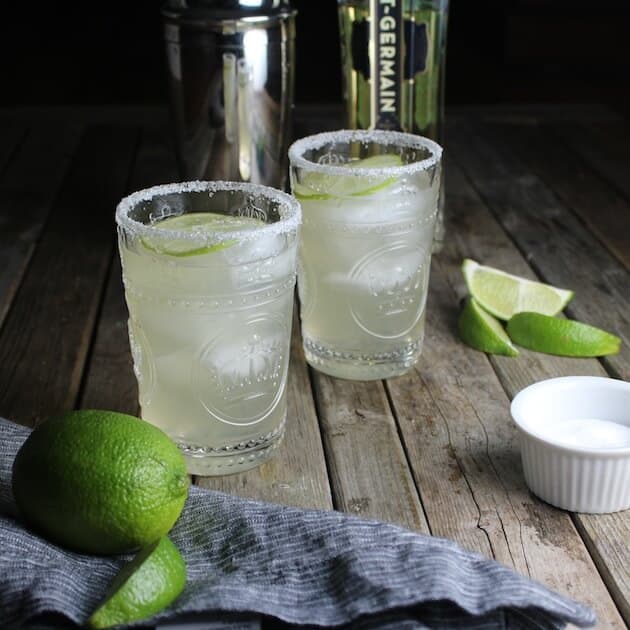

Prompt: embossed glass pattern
[
  {"left": 116, "top": 181, "right": 300, "bottom": 475},
  {"left": 289, "top": 130, "right": 441, "bottom": 380}
]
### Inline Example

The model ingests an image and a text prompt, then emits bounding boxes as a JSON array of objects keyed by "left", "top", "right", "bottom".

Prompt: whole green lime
[{"left": 12, "top": 410, "right": 190, "bottom": 554}]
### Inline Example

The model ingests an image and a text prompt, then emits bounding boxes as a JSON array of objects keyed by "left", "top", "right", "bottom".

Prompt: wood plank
[
  {"left": 484, "top": 119, "right": 630, "bottom": 270},
  {"left": 0, "top": 125, "right": 26, "bottom": 175},
  {"left": 447, "top": 118, "right": 630, "bottom": 383},
  {"left": 575, "top": 512, "right": 630, "bottom": 623},
  {"left": 0, "top": 125, "right": 139, "bottom": 426},
  {"left": 450, "top": 103, "right": 623, "bottom": 123},
  {"left": 80, "top": 125, "right": 179, "bottom": 414},
  {"left": 443, "top": 135, "right": 629, "bottom": 625},
  {"left": 0, "top": 106, "right": 168, "bottom": 126},
  {"left": 0, "top": 124, "right": 82, "bottom": 329},
  {"left": 383, "top": 278, "right": 502, "bottom": 557},
  {"left": 312, "top": 372, "right": 429, "bottom": 533},
  {"left": 199, "top": 303, "right": 334, "bottom": 511},
  {"left": 550, "top": 120, "right": 630, "bottom": 203},
  {"left": 387, "top": 268, "right": 625, "bottom": 628},
  {"left": 79, "top": 255, "right": 138, "bottom": 415},
  {"left": 385, "top": 154, "right": 625, "bottom": 626}
]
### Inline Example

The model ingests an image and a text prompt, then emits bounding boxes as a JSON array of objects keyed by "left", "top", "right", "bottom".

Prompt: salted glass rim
[
  {"left": 115, "top": 180, "right": 301, "bottom": 244},
  {"left": 288, "top": 129, "right": 442, "bottom": 177}
]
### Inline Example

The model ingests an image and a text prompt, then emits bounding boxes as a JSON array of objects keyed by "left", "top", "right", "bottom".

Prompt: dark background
[{"left": 1, "top": 0, "right": 628, "bottom": 116}]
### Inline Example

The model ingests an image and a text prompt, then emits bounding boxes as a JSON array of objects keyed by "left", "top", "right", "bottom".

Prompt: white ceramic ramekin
[{"left": 511, "top": 376, "right": 630, "bottom": 513}]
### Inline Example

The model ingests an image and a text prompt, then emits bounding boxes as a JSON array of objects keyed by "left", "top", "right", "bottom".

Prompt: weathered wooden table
[{"left": 0, "top": 105, "right": 628, "bottom": 627}]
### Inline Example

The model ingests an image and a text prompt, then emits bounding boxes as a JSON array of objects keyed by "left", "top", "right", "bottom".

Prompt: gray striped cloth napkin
[{"left": 0, "top": 417, "right": 596, "bottom": 629}]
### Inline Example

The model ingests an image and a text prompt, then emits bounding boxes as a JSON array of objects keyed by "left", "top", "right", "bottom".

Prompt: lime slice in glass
[
  {"left": 507, "top": 312, "right": 621, "bottom": 357},
  {"left": 462, "top": 259, "right": 573, "bottom": 320},
  {"left": 458, "top": 297, "right": 519, "bottom": 356},
  {"left": 293, "top": 154, "right": 404, "bottom": 200},
  {"left": 87, "top": 536, "right": 186, "bottom": 629},
  {"left": 141, "top": 212, "right": 264, "bottom": 257}
]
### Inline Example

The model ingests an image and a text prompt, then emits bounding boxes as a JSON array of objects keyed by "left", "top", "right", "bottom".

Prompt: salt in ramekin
[{"left": 510, "top": 376, "right": 630, "bottom": 513}]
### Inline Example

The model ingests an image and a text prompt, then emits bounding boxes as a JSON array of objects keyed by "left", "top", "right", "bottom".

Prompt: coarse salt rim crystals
[
  {"left": 288, "top": 129, "right": 443, "bottom": 177},
  {"left": 116, "top": 180, "right": 301, "bottom": 244}
]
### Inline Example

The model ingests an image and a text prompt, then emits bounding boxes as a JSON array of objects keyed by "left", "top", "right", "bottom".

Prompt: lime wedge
[
  {"left": 507, "top": 312, "right": 621, "bottom": 357},
  {"left": 462, "top": 259, "right": 573, "bottom": 320},
  {"left": 458, "top": 297, "right": 519, "bottom": 356},
  {"left": 293, "top": 154, "right": 403, "bottom": 200},
  {"left": 141, "top": 212, "right": 264, "bottom": 257},
  {"left": 87, "top": 536, "right": 186, "bottom": 629}
]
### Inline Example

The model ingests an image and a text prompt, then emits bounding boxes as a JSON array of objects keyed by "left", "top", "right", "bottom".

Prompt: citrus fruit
[
  {"left": 142, "top": 212, "right": 264, "bottom": 257},
  {"left": 507, "top": 313, "right": 622, "bottom": 357},
  {"left": 88, "top": 536, "right": 186, "bottom": 629},
  {"left": 293, "top": 154, "right": 403, "bottom": 200},
  {"left": 462, "top": 259, "right": 573, "bottom": 320},
  {"left": 12, "top": 410, "right": 190, "bottom": 554},
  {"left": 458, "top": 297, "right": 519, "bottom": 356}
]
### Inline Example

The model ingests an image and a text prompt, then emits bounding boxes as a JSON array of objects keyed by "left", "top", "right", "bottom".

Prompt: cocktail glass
[
  {"left": 289, "top": 129, "right": 442, "bottom": 380},
  {"left": 116, "top": 181, "right": 301, "bottom": 475}
]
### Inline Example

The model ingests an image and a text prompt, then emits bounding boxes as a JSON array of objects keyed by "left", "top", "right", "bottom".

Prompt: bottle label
[
  {"left": 404, "top": 20, "right": 429, "bottom": 79},
  {"left": 369, "top": 0, "right": 403, "bottom": 130}
]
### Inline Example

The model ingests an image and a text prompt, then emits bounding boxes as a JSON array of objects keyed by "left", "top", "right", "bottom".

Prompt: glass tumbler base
[
  {"left": 303, "top": 336, "right": 422, "bottom": 381},
  {"left": 175, "top": 423, "right": 285, "bottom": 476}
]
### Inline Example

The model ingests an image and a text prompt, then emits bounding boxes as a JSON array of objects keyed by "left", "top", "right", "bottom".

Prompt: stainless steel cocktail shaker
[{"left": 162, "top": 0, "right": 296, "bottom": 189}]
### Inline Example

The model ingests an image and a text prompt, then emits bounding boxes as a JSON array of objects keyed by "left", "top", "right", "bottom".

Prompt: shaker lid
[{"left": 162, "top": 0, "right": 293, "bottom": 20}]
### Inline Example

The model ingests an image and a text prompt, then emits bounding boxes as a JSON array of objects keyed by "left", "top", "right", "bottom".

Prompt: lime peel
[
  {"left": 87, "top": 536, "right": 186, "bottom": 629},
  {"left": 458, "top": 297, "right": 519, "bottom": 357},
  {"left": 294, "top": 154, "right": 403, "bottom": 200},
  {"left": 12, "top": 410, "right": 190, "bottom": 555},
  {"left": 507, "top": 312, "right": 621, "bottom": 357},
  {"left": 462, "top": 258, "right": 573, "bottom": 320},
  {"left": 140, "top": 212, "right": 263, "bottom": 257}
]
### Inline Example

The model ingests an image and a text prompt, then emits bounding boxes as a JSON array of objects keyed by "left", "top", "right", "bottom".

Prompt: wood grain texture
[
  {"left": 312, "top": 372, "right": 430, "bottom": 534},
  {"left": 79, "top": 256, "right": 138, "bottom": 415},
  {"left": 446, "top": 118, "right": 630, "bottom": 383},
  {"left": 387, "top": 260, "right": 625, "bottom": 626},
  {"left": 575, "top": 512, "right": 630, "bottom": 623},
  {"left": 385, "top": 273, "right": 512, "bottom": 558},
  {"left": 442, "top": 154, "right": 606, "bottom": 392},
  {"left": 450, "top": 104, "right": 623, "bottom": 123},
  {"left": 199, "top": 302, "right": 334, "bottom": 511},
  {"left": 550, "top": 120, "right": 630, "bottom": 203},
  {"left": 0, "top": 125, "right": 138, "bottom": 426},
  {"left": 0, "top": 124, "right": 82, "bottom": 329},
  {"left": 0, "top": 105, "right": 628, "bottom": 623},
  {"left": 0, "top": 106, "right": 168, "bottom": 126},
  {"left": 0, "top": 125, "right": 26, "bottom": 175},
  {"left": 484, "top": 119, "right": 629, "bottom": 271},
  {"left": 80, "top": 125, "right": 178, "bottom": 413},
  {"left": 426, "top": 153, "right": 627, "bottom": 626}
]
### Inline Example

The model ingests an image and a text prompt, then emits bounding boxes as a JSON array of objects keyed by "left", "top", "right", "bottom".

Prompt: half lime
[{"left": 88, "top": 536, "right": 186, "bottom": 629}]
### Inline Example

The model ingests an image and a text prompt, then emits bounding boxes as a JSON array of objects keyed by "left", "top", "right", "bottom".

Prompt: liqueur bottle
[{"left": 337, "top": 0, "right": 449, "bottom": 246}]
